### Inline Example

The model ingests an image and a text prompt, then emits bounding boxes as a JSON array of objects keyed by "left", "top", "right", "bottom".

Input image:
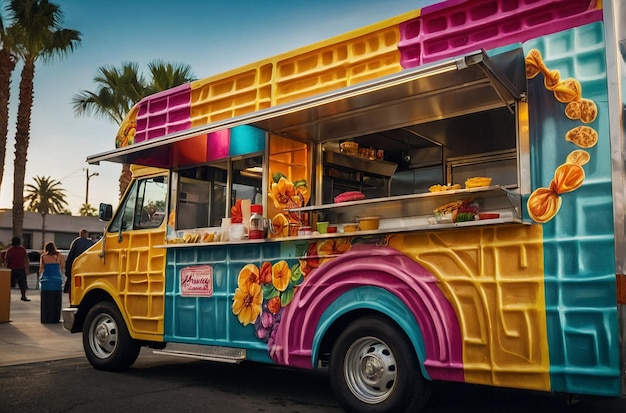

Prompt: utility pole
[{"left": 84, "top": 168, "right": 99, "bottom": 205}]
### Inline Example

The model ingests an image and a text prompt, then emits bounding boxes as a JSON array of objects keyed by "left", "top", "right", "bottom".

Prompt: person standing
[
  {"left": 64, "top": 229, "right": 94, "bottom": 294},
  {"left": 39, "top": 242, "right": 65, "bottom": 323},
  {"left": 5, "top": 236, "right": 30, "bottom": 301}
]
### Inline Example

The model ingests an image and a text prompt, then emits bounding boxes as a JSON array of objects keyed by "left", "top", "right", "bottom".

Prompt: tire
[
  {"left": 82, "top": 301, "right": 141, "bottom": 371},
  {"left": 329, "top": 315, "right": 432, "bottom": 413}
]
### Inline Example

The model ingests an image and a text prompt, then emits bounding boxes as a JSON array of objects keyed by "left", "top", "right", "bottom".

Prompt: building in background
[{"left": 0, "top": 209, "right": 104, "bottom": 250}]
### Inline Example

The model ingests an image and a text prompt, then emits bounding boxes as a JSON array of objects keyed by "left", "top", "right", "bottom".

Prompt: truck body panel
[{"left": 66, "top": 1, "right": 626, "bottom": 410}]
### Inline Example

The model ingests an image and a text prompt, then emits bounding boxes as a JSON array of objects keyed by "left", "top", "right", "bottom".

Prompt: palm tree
[
  {"left": 24, "top": 175, "right": 68, "bottom": 249},
  {"left": 79, "top": 203, "right": 97, "bottom": 217},
  {"left": 72, "top": 60, "right": 196, "bottom": 196},
  {"left": 71, "top": 62, "right": 145, "bottom": 125},
  {"left": 0, "top": 7, "right": 18, "bottom": 194},
  {"left": 144, "top": 60, "right": 196, "bottom": 95},
  {"left": 7, "top": 0, "right": 81, "bottom": 240}
]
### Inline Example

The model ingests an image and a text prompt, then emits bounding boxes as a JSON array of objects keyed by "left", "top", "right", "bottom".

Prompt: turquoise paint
[
  {"left": 312, "top": 286, "right": 431, "bottom": 380},
  {"left": 524, "top": 22, "right": 620, "bottom": 396},
  {"left": 164, "top": 242, "right": 296, "bottom": 364},
  {"left": 229, "top": 125, "right": 265, "bottom": 156}
]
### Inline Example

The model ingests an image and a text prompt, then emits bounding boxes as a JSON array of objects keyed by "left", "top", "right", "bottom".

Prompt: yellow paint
[
  {"left": 130, "top": 165, "right": 169, "bottom": 178},
  {"left": 73, "top": 228, "right": 167, "bottom": 341},
  {"left": 187, "top": 11, "right": 419, "bottom": 129},
  {"left": 388, "top": 224, "right": 550, "bottom": 391},
  {"left": 117, "top": 8, "right": 423, "bottom": 144}
]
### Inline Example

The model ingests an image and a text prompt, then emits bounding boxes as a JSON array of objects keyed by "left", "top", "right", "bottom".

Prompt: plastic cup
[{"left": 317, "top": 221, "right": 329, "bottom": 234}]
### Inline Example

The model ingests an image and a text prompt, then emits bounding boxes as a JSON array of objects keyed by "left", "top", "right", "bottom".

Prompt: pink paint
[
  {"left": 134, "top": 83, "right": 192, "bottom": 143},
  {"left": 399, "top": 0, "right": 602, "bottom": 68},
  {"left": 206, "top": 129, "right": 230, "bottom": 161},
  {"left": 270, "top": 245, "right": 464, "bottom": 382}
]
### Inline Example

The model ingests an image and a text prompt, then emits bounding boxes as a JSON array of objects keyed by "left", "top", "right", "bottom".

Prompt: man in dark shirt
[
  {"left": 64, "top": 229, "right": 94, "bottom": 295},
  {"left": 5, "top": 236, "right": 30, "bottom": 301}
]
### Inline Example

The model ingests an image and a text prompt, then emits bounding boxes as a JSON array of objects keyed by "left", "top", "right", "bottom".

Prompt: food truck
[{"left": 63, "top": 0, "right": 626, "bottom": 411}]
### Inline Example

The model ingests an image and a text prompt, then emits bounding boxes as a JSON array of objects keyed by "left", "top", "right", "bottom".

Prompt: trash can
[
  {"left": 0, "top": 268, "right": 11, "bottom": 323},
  {"left": 40, "top": 270, "right": 62, "bottom": 324}
]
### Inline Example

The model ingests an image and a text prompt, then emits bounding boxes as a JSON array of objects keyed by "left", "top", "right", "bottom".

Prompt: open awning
[{"left": 87, "top": 47, "right": 526, "bottom": 169}]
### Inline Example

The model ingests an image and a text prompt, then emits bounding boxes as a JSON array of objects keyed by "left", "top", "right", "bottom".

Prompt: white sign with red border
[{"left": 180, "top": 265, "right": 213, "bottom": 297}]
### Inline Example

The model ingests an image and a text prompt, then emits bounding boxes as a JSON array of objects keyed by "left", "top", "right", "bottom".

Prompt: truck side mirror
[{"left": 99, "top": 203, "right": 113, "bottom": 221}]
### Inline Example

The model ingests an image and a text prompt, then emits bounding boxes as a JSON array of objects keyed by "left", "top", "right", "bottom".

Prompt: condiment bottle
[{"left": 249, "top": 204, "right": 265, "bottom": 239}]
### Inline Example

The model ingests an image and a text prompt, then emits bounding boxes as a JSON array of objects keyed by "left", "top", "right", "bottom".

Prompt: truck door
[{"left": 103, "top": 174, "right": 169, "bottom": 338}]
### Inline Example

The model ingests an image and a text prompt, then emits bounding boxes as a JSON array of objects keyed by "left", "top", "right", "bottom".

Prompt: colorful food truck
[{"left": 63, "top": 1, "right": 626, "bottom": 411}]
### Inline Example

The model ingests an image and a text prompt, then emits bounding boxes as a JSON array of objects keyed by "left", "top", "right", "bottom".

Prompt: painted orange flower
[
  {"left": 232, "top": 282, "right": 263, "bottom": 326},
  {"left": 238, "top": 264, "right": 260, "bottom": 290},
  {"left": 269, "top": 177, "right": 299, "bottom": 209},
  {"left": 259, "top": 262, "right": 273, "bottom": 284},
  {"left": 272, "top": 260, "right": 291, "bottom": 292},
  {"left": 298, "top": 242, "right": 320, "bottom": 275},
  {"left": 267, "top": 296, "right": 282, "bottom": 314},
  {"left": 317, "top": 238, "right": 352, "bottom": 265}
]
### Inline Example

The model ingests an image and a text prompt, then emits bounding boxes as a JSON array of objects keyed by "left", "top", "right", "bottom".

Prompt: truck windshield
[{"left": 108, "top": 175, "right": 169, "bottom": 232}]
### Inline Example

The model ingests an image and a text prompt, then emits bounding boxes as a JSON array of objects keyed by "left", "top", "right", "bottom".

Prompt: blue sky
[{"left": 2, "top": 0, "right": 438, "bottom": 214}]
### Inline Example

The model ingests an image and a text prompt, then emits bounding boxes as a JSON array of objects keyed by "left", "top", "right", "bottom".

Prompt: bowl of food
[
  {"left": 464, "top": 176, "right": 492, "bottom": 189},
  {"left": 357, "top": 216, "right": 381, "bottom": 231},
  {"left": 343, "top": 223, "right": 359, "bottom": 233}
]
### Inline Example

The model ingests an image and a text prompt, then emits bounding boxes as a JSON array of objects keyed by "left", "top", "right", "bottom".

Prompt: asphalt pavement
[{"left": 0, "top": 271, "right": 84, "bottom": 367}]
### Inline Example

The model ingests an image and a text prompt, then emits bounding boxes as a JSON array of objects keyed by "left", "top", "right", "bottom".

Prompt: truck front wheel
[
  {"left": 83, "top": 301, "right": 140, "bottom": 371},
  {"left": 329, "top": 315, "right": 432, "bottom": 413}
]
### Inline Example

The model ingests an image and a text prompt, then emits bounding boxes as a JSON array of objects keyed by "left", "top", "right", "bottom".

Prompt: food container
[
  {"left": 357, "top": 216, "right": 381, "bottom": 231},
  {"left": 343, "top": 223, "right": 358, "bottom": 233},
  {"left": 434, "top": 212, "right": 454, "bottom": 224},
  {"left": 340, "top": 141, "right": 359, "bottom": 155},
  {"left": 229, "top": 223, "right": 246, "bottom": 240},
  {"left": 464, "top": 176, "right": 492, "bottom": 189},
  {"left": 327, "top": 226, "right": 338, "bottom": 233},
  {"left": 478, "top": 213, "right": 500, "bottom": 220},
  {"left": 297, "top": 226, "right": 312, "bottom": 236},
  {"left": 433, "top": 200, "right": 478, "bottom": 223}
]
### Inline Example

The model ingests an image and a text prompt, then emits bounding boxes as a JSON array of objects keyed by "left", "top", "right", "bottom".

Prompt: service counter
[{"left": 161, "top": 185, "right": 526, "bottom": 249}]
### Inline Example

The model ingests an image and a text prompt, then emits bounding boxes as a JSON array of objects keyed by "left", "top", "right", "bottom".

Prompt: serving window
[{"left": 174, "top": 163, "right": 227, "bottom": 231}]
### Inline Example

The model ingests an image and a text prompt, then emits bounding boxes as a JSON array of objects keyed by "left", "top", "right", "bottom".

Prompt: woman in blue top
[{"left": 39, "top": 242, "right": 65, "bottom": 291}]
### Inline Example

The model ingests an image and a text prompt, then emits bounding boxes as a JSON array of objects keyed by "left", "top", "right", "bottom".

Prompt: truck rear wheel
[
  {"left": 329, "top": 315, "right": 432, "bottom": 413},
  {"left": 83, "top": 301, "right": 140, "bottom": 371}
]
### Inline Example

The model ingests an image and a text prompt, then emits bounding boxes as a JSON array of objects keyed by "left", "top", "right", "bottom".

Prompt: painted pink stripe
[
  {"left": 135, "top": 83, "right": 192, "bottom": 142},
  {"left": 399, "top": 0, "right": 601, "bottom": 68},
  {"left": 271, "top": 245, "right": 464, "bottom": 382}
]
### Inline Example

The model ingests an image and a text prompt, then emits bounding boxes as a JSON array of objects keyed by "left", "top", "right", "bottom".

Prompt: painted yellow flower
[
  {"left": 272, "top": 260, "right": 291, "bottom": 292},
  {"left": 317, "top": 238, "right": 352, "bottom": 265},
  {"left": 237, "top": 264, "right": 260, "bottom": 290},
  {"left": 295, "top": 184, "right": 308, "bottom": 199},
  {"left": 269, "top": 177, "right": 299, "bottom": 209},
  {"left": 232, "top": 282, "right": 263, "bottom": 326}
]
